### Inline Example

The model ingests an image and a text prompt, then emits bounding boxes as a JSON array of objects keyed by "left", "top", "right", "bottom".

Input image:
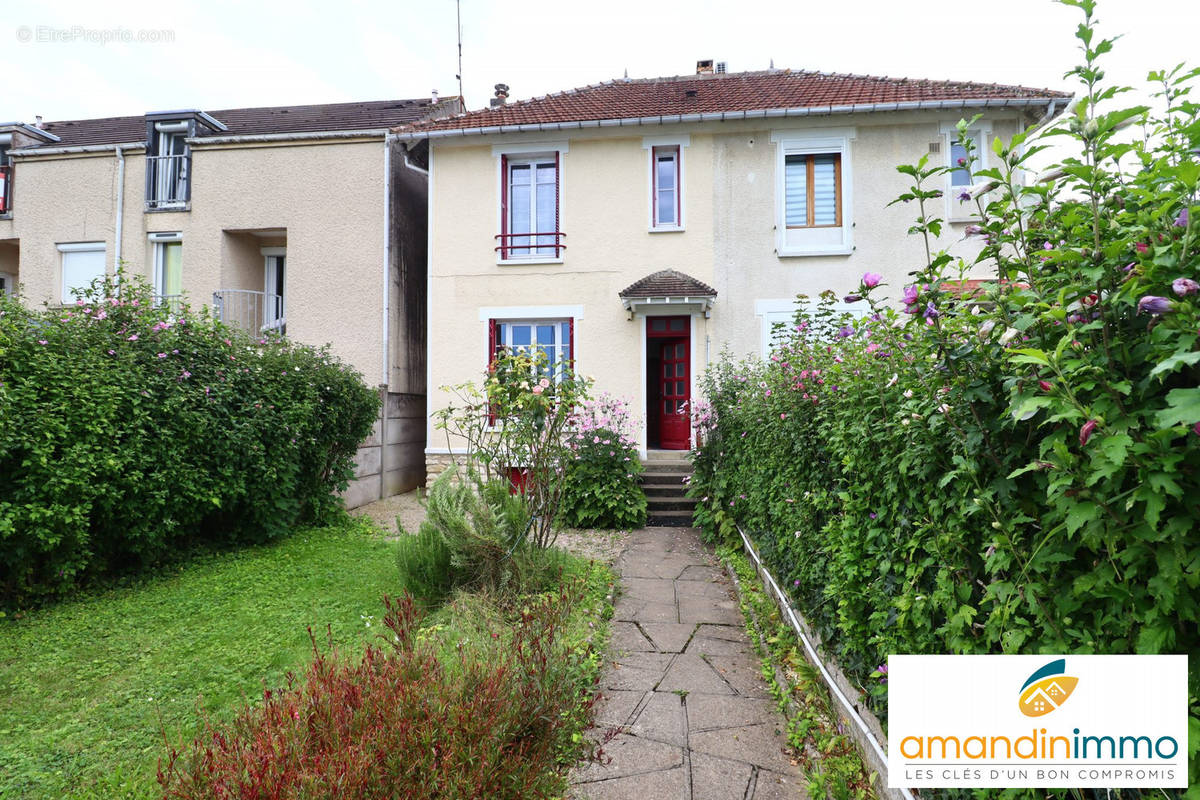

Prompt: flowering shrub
[
  {"left": 159, "top": 588, "right": 603, "bottom": 799},
  {"left": 435, "top": 350, "right": 592, "bottom": 548},
  {"left": 0, "top": 273, "right": 378, "bottom": 605},
  {"left": 691, "top": 0, "right": 1198, "bottom": 755},
  {"left": 561, "top": 394, "right": 647, "bottom": 529}
]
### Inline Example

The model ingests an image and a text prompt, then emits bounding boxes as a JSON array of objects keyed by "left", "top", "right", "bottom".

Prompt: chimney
[
  {"left": 431, "top": 89, "right": 439, "bottom": 103},
  {"left": 490, "top": 83, "right": 509, "bottom": 107},
  {"left": 35, "top": 115, "right": 43, "bottom": 128},
  {"left": 696, "top": 60, "right": 714, "bottom": 75},
  {"left": 716, "top": 62, "right": 727, "bottom": 74}
]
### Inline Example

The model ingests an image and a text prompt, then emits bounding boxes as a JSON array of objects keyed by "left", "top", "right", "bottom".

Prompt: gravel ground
[{"left": 352, "top": 490, "right": 632, "bottom": 566}]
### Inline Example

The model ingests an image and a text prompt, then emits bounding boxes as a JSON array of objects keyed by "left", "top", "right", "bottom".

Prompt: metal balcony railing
[
  {"left": 213, "top": 289, "right": 285, "bottom": 335},
  {"left": 495, "top": 231, "right": 566, "bottom": 260},
  {"left": 0, "top": 164, "right": 12, "bottom": 214},
  {"left": 146, "top": 153, "right": 190, "bottom": 209}
]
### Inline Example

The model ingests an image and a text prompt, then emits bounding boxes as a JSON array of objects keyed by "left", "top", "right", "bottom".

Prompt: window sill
[
  {"left": 649, "top": 226, "right": 685, "bottom": 234},
  {"left": 145, "top": 204, "right": 191, "bottom": 214},
  {"left": 497, "top": 257, "right": 564, "bottom": 266},
  {"left": 0, "top": 213, "right": 11, "bottom": 221},
  {"left": 777, "top": 247, "right": 854, "bottom": 258}
]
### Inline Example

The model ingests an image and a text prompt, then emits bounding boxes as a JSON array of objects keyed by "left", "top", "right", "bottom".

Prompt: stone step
[
  {"left": 640, "top": 473, "right": 691, "bottom": 487},
  {"left": 646, "top": 496, "right": 698, "bottom": 512},
  {"left": 646, "top": 509, "right": 695, "bottom": 527},
  {"left": 641, "top": 462, "right": 692, "bottom": 474},
  {"left": 644, "top": 484, "right": 692, "bottom": 498},
  {"left": 643, "top": 449, "right": 692, "bottom": 461}
]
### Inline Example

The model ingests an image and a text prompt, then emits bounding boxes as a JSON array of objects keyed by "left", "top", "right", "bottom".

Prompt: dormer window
[
  {"left": 146, "top": 122, "right": 191, "bottom": 209},
  {"left": 144, "top": 111, "right": 226, "bottom": 211}
]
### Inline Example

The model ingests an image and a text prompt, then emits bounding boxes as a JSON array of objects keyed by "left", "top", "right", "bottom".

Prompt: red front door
[{"left": 647, "top": 316, "right": 690, "bottom": 450}]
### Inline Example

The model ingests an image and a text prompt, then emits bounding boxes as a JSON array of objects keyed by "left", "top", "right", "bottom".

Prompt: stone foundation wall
[{"left": 424, "top": 452, "right": 459, "bottom": 487}]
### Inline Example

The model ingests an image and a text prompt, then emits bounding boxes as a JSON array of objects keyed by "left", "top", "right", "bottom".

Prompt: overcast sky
[{"left": 4, "top": 0, "right": 1197, "bottom": 124}]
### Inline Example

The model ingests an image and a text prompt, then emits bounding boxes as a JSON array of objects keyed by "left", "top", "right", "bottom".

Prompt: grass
[{"left": 0, "top": 517, "right": 400, "bottom": 800}]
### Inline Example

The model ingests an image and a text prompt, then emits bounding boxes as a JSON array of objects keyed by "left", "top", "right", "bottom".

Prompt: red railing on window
[
  {"left": 494, "top": 232, "right": 566, "bottom": 260},
  {"left": 0, "top": 165, "right": 12, "bottom": 214}
]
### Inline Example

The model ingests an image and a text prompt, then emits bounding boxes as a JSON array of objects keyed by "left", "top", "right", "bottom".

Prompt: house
[
  {"left": 0, "top": 97, "right": 461, "bottom": 505},
  {"left": 393, "top": 66, "right": 1070, "bottom": 480}
]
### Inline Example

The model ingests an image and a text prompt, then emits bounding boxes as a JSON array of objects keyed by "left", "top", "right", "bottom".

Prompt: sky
[{"left": 3, "top": 0, "right": 1197, "bottom": 125}]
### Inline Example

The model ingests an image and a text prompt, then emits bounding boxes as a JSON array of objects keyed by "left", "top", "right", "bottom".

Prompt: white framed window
[
  {"left": 149, "top": 232, "right": 182, "bottom": 311},
  {"left": 262, "top": 246, "right": 286, "bottom": 332},
  {"left": 772, "top": 128, "right": 855, "bottom": 256},
  {"left": 489, "top": 319, "right": 573, "bottom": 382},
  {"left": 942, "top": 121, "right": 992, "bottom": 221},
  {"left": 147, "top": 124, "right": 190, "bottom": 209},
  {"left": 755, "top": 298, "right": 869, "bottom": 355},
  {"left": 57, "top": 242, "right": 106, "bottom": 303},
  {"left": 643, "top": 135, "right": 688, "bottom": 231},
  {"left": 495, "top": 142, "right": 567, "bottom": 262},
  {"left": 0, "top": 272, "right": 14, "bottom": 296}
]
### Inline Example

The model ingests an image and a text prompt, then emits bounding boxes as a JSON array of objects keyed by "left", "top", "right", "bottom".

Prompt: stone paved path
[{"left": 571, "top": 527, "right": 805, "bottom": 799}]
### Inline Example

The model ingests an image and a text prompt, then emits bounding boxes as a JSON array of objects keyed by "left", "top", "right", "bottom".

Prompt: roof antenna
[
  {"left": 623, "top": 67, "right": 629, "bottom": 80},
  {"left": 455, "top": 0, "right": 464, "bottom": 106},
  {"left": 769, "top": 57, "right": 775, "bottom": 70}
]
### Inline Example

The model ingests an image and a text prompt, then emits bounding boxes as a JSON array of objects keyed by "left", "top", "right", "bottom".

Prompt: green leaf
[
  {"left": 1155, "top": 388, "right": 1200, "bottom": 428},
  {"left": 1009, "top": 348, "right": 1050, "bottom": 366},
  {"left": 1065, "top": 501, "right": 1099, "bottom": 535},
  {"left": 1149, "top": 350, "right": 1200, "bottom": 380}
]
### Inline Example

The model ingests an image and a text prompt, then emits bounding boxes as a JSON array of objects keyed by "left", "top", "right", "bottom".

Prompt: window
[
  {"left": 652, "top": 146, "right": 680, "bottom": 228},
  {"left": 756, "top": 298, "right": 867, "bottom": 355},
  {"left": 773, "top": 129, "right": 854, "bottom": 256},
  {"left": 58, "top": 242, "right": 106, "bottom": 303},
  {"left": 150, "top": 233, "right": 182, "bottom": 311},
  {"left": 785, "top": 153, "right": 841, "bottom": 227},
  {"left": 146, "top": 125, "right": 190, "bottom": 209},
  {"left": 0, "top": 142, "right": 11, "bottom": 214},
  {"left": 488, "top": 319, "right": 573, "bottom": 382},
  {"left": 0, "top": 272, "right": 14, "bottom": 296},
  {"left": 499, "top": 155, "right": 562, "bottom": 260},
  {"left": 943, "top": 122, "right": 991, "bottom": 220},
  {"left": 262, "top": 247, "right": 286, "bottom": 332}
]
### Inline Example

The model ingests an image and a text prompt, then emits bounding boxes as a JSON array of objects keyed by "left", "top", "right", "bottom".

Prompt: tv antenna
[{"left": 455, "top": 0, "right": 464, "bottom": 105}]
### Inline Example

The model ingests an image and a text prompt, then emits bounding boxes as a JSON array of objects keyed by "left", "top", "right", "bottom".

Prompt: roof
[
  {"left": 396, "top": 69, "right": 1071, "bottom": 138},
  {"left": 620, "top": 270, "right": 717, "bottom": 299},
  {"left": 30, "top": 98, "right": 447, "bottom": 148}
]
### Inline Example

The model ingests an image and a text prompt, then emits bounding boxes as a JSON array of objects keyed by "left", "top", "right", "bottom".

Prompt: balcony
[
  {"left": 495, "top": 231, "right": 566, "bottom": 261},
  {"left": 213, "top": 289, "right": 285, "bottom": 335},
  {"left": 0, "top": 164, "right": 11, "bottom": 214},
  {"left": 146, "top": 153, "right": 190, "bottom": 210}
]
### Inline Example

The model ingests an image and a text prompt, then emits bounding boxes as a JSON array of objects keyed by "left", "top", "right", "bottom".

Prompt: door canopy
[{"left": 619, "top": 269, "right": 717, "bottom": 318}]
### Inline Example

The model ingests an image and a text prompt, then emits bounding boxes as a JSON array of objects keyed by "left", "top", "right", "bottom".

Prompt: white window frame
[
  {"left": 755, "top": 297, "right": 868, "bottom": 356},
  {"left": 57, "top": 241, "right": 107, "bottom": 304},
  {"left": 493, "top": 141, "right": 568, "bottom": 266},
  {"left": 942, "top": 121, "right": 992, "bottom": 223},
  {"left": 149, "top": 231, "right": 182, "bottom": 298},
  {"left": 643, "top": 135, "right": 689, "bottom": 232},
  {"left": 772, "top": 128, "right": 855, "bottom": 257},
  {"left": 261, "top": 246, "right": 286, "bottom": 332},
  {"left": 0, "top": 272, "right": 14, "bottom": 296}
]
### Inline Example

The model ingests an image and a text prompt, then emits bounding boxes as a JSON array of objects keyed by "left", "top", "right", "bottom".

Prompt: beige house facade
[
  {"left": 0, "top": 98, "right": 460, "bottom": 505},
  {"left": 397, "top": 69, "right": 1070, "bottom": 479}
]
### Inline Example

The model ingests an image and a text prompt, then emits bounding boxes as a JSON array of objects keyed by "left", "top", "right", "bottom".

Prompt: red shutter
[
  {"left": 553, "top": 151, "right": 561, "bottom": 255},
  {"left": 499, "top": 154, "right": 509, "bottom": 259},
  {"left": 568, "top": 317, "right": 574, "bottom": 366},
  {"left": 487, "top": 318, "right": 498, "bottom": 425}
]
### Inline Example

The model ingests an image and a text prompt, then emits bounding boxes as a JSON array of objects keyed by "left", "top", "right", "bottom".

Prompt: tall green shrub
[
  {"left": 690, "top": 0, "right": 1198, "bottom": 769},
  {"left": 0, "top": 274, "right": 378, "bottom": 604},
  {"left": 561, "top": 393, "right": 646, "bottom": 529}
]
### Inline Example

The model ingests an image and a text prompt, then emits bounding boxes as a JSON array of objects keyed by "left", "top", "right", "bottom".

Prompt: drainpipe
[
  {"left": 382, "top": 134, "right": 392, "bottom": 389},
  {"left": 114, "top": 145, "right": 125, "bottom": 267}
]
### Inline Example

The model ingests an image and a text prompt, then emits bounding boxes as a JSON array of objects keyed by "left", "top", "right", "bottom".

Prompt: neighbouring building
[
  {"left": 0, "top": 97, "right": 461, "bottom": 505},
  {"left": 393, "top": 67, "right": 1070, "bottom": 480}
]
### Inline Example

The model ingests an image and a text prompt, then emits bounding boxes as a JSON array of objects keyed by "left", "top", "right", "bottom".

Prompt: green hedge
[
  {"left": 0, "top": 274, "right": 379, "bottom": 605},
  {"left": 690, "top": 3, "right": 1197, "bottom": 785}
]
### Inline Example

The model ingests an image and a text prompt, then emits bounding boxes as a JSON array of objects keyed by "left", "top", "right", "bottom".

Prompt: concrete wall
[
  {"left": 425, "top": 112, "right": 1026, "bottom": 465},
  {"left": 343, "top": 390, "right": 427, "bottom": 508}
]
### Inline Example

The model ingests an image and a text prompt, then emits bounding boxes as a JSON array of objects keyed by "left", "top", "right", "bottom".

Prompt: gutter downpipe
[
  {"left": 114, "top": 145, "right": 125, "bottom": 267},
  {"left": 382, "top": 134, "right": 392, "bottom": 390}
]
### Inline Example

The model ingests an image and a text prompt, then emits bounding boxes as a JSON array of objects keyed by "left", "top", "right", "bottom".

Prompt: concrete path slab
[{"left": 570, "top": 526, "right": 805, "bottom": 799}]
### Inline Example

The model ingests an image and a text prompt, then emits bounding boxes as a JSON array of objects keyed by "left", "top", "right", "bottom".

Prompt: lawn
[{"left": 0, "top": 517, "right": 400, "bottom": 800}]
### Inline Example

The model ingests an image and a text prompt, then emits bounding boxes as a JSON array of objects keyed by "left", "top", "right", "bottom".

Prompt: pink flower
[
  {"left": 37, "top": 339, "right": 48, "bottom": 345},
  {"left": 532, "top": 385, "right": 544, "bottom": 394},
  {"left": 127, "top": 334, "right": 138, "bottom": 341},
  {"left": 1171, "top": 277, "right": 1198, "bottom": 297},
  {"left": 1135, "top": 242, "right": 1149, "bottom": 254},
  {"left": 1079, "top": 419, "right": 1098, "bottom": 447},
  {"left": 1039, "top": 380, "right": 1053, "bottom": 392},
  {"left": 862, "top": 272, "right": 882, "bottom": 288}
]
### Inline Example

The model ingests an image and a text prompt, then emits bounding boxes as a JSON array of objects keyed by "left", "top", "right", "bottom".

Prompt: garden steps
[{"left": 640, "top": 452, "right": 694, "bottom": 527}]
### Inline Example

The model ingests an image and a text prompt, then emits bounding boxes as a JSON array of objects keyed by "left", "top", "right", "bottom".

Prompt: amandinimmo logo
[{"left": 887, "top": 655, "right": 1188, "bottom": 789}]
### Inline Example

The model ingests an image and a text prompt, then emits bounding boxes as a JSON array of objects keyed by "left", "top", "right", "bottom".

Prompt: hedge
[
  {"left": 0, "top": 274, "right": 378, "bottom": 604},
  {"left": 690, "top": 2, "right": 1198, "bottom": 785}
]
